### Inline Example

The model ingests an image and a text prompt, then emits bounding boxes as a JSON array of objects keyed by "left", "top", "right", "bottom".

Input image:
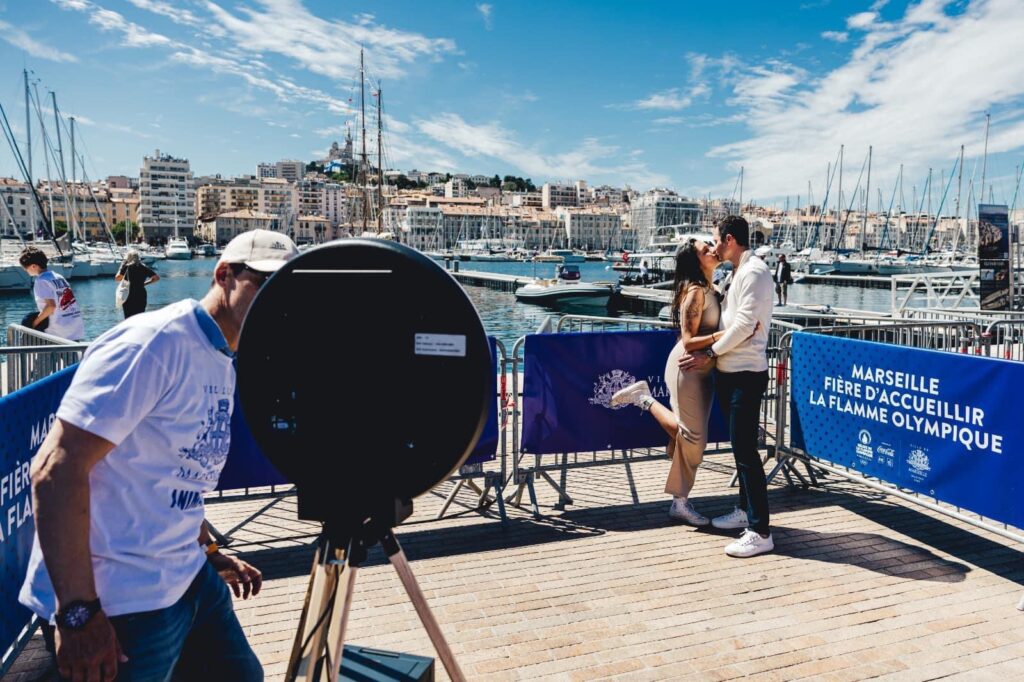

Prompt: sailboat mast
[
  {"left": 861, "top": 145, "right": 871, "bottom": 252},
  {"left": 24, "top": 69, "right": 37, "bottom": 239},
  {"left": 377, "top": 82, "right": 383, "bottom": 234},
  {"left": 360, "top": 49, "right": 368, "bottom": 234},
  {"left": 51, "top": 92, "right": 74, "bottom": 246},
  {"left": 31, "top": 83, "right": 57, "bottom": 240},
  {"left": 836, "top": 145, "right": 843, "bottom": 250},
  {"left": 70, "top": 116, "right": 80, "bottom": 242},
  {"left": 980, "top": 112, "right": 990, "bottom": 205}
]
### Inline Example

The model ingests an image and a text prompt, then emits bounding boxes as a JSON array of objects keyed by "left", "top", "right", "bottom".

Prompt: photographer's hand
[{"left": 208, "top": 552, "right": 263, "bottom": 599}]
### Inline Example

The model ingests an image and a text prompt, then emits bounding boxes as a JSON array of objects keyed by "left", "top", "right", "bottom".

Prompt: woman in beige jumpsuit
[{"left": 610, "top": 239, "right": 723, "bottom": 525}]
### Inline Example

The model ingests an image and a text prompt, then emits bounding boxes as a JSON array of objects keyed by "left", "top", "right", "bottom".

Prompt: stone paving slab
[{"left": 6, "top": 453, "right": 1024, "bottom": 681}]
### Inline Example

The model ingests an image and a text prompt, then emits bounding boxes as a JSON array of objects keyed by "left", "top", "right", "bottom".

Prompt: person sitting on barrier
[
  {"left": 18, "top": 246, "right": 85, "bottom": 341},
  {"left": 19, "top": 230, "right": 298, "bottom": 682},
  {"left": 610, "top": 238, "right": 723, "bottom": 526},
  {"left": 679, "top": 215, "right": 776, "bottom": 558}
]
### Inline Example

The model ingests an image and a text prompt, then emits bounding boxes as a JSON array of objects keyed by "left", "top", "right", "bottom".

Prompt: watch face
[{"left": 63, "top": 604, "right": 90, "bottom": 629}]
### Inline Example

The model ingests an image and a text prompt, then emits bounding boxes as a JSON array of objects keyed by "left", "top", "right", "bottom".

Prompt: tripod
[{"left": 286, "top": 501, "right": 466, "bottom": 682}]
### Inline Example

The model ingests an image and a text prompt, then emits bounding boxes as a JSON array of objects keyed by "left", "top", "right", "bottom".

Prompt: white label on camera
[{"left": 415, "top": 333, "right": 466, "bottom": 357}]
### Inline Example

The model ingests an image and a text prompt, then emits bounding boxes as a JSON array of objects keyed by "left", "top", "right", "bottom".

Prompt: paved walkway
[{"left": 7, "top": 452, "right": 1024, "bottom": 681}]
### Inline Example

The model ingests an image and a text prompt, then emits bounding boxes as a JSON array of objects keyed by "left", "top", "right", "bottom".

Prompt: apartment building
[
  {"left": 196, "top": 209, "right": 277, "bottom": 246},
  {"left": 295, "top": 215, "right": 333, "bottom": 244},
  {"left": 0, "top": 178, "right": 34, "bottom": 237},
  {"left": 556, "top": 206, "right": 622, "bottom": 251},
  {"left": 138, "top": 150, "right": 195, "bottom": 242},
  {"left": 628, "top": 190, "right": 701, "bottom": 250},
  {"left": 542, "top": 182, "right": 578, "bottom": 210}
]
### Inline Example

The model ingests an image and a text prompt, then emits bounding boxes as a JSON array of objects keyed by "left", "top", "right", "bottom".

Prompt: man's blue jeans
[
  {"left": 715, "top": 369, "right": 771, "bottom": 535},
  {"left": 50, "top": 561, "right": 262, "bottom": 681}
]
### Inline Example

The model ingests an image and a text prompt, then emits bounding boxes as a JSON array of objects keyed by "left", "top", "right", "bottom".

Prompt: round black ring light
[{"left": 236, "top": 240, "right": 491, "bottom": 528}]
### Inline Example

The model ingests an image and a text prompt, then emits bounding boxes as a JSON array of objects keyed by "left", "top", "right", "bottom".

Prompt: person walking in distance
[
  {"left": 115, "top": 249, "right": 160, "bottom": 319},
  {"left": 680, "top": 215, "right": 775, "bottom": 557},
  {"left": 609, "top": 239, "right": 723, "bottom": 526},
  {"left": 20, "top": 230, "right": 298, "bottom": 681},
  {"left": 18, "top": 246, "right": 85, "bottom": 341},
  {"left": 773, "top": 253, "right": 792, "bottom": 306}
]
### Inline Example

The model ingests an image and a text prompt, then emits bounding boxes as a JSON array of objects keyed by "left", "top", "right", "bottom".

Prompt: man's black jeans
[{"left": 715, "top": 369, "right": 770, "bottom": 535}]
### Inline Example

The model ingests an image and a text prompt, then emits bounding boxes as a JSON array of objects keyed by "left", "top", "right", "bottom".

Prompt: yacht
[
  {"left": 0, "top": 262, "right": 31, "bottom": 292},
  {"left": 165, "top": 237, "right": 193, "bottom": 260},
  {"left": 533, "top": 248, "right": 585, "bottom": 264},
  {"left": 514, "top": 264, "right": 618, "bottom": 308}
]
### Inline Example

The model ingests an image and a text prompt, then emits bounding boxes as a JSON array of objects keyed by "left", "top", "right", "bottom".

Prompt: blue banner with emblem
[
  {"left": 790, "top": 332, "right": 1024, "bottom": 528},
  {"left": 521, "top": 330, "right": 728, "bottom": 455},
  {"left": 0, "top": 366, "right": 77, "bottom": 667}
]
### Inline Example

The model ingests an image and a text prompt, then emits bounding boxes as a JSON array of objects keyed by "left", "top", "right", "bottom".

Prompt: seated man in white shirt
[
  {"left": 680, "top": 215, "right": 775, "bottom": 558},
  {"left": 19, "top": 247, "right": 86, "bottom": 341},
  {"left": 20, "top": 230, "right": 299, "bottom": 681}
]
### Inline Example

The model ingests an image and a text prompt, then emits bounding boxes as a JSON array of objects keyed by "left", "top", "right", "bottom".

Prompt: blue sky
[{"left": 1, "top": 0, "right": 1023, "bottom": 206}]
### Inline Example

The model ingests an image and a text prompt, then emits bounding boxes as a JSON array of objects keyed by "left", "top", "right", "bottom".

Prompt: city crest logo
[
  {"left": 590, "top": 369, "right": 638, "bottom": 410},
  {"left": 855, "top": 429, "right": 873, "bottom": 459},
  {"left": 907, "top": 447, "right": 931, "bottom": 482}
]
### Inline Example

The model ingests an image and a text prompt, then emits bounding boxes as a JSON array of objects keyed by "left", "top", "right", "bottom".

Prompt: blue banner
[
  {"left": 790, "top": 333, "right": 1024, "bottom": 528},
  {"left": 521, "top": 330, "right": 728, "bottom": 455},
  {"left": 0, "top": 366, "right": 77, "bottom": 662},
  {"left": 465, "top": 337, "right": 500, "bottom": 466}
]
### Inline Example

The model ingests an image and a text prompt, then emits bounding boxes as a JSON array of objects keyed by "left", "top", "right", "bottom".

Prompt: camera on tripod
[{"left": 237, "top": 240, "right": 492, "bottom": 682}]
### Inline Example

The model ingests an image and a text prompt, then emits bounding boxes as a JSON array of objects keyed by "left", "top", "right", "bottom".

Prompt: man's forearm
[
  {"left": 35, "top": 301, "right": 56, "bottom": 324},
  {"left": 32, "top": 446, "right": 99, "bottom": 607}
]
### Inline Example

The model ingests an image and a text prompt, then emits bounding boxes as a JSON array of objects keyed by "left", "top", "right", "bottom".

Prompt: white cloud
[
  {"left": 847, "top": 11, "right": 878, "bottom": 29},
  {"left": 51, "top": 0, "right": 173, "bottom": 47},
  {"left": 821, "top": 30, "right": 849, "bottom": 42},
  {"left": 0, "top": 19, "right": 78, "bottom": 61},
  {"left": 633, "top": 88, "right": 695, "bottom": 111},
  {"left": 708, "top": 0, "right": 1024, "bottom": 200},
  {"left": 615, "top": 52, "right": 720, "bottom": 112},
  {"left": 652, "top": 117, "right": 685, "bottom": 125},
  {"left": 476, "top": 3, "right": 493, "bottom": 30},
  {"left": 416, "top": 113, "right": 669, "bottom": 188},
  {"left": 125, "top": 0, "right": 226, "bottom": 37},
  {"left": 204, "top": 0, "right": 458, "bottom": 80}
]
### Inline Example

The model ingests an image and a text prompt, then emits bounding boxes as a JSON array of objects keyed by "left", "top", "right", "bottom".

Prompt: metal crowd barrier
[
  {"left": 770, "top": 320, "right": 1024, "bottom": 555},
  {"left": 504, "top": 315, "right": 803, "bottom": 517},
  {"left": 980, "top": 319, "right": 1024, "bottom": 361},
  {"left": 4, "top": 324, "right": 86, "bottom": 396}
]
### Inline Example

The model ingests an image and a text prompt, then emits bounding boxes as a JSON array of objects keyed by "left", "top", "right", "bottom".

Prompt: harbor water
[{"left": 0, "top": 257, "right": 895, "bottom": 350}]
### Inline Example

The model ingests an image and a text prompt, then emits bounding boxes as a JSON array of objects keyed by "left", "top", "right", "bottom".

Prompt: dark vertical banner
[
  {"left": 790, "top": 333, "right": 1024, "bottom": 528},
  {"left": 0, "top": 367, "right": 77, "bottom": 663},
  {"left": 978, "top": 204, "right": 1011, "bottom": 310},
  {"left": 465, "top": 336, "right": 500, "bottom": 465},
  {"left": 521, "top": 330, "right": 727, "bottom": 455}
]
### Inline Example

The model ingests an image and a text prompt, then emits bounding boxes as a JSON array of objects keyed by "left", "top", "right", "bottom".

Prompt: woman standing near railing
[{"left": 115, "top": 249, "right": 160, "bottom": 319}]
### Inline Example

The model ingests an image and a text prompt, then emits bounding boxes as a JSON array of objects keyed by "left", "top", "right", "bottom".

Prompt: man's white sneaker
[
  {"left": 725, "top": 529, "right": 774, "bottom": 558},
  {"left": 668, "top": 498, "right": 709, "bottom": 526},
  {"left": 610, "top": 380, "right": 653, "bottom": 409},
  {"left": 711, "top": 507, "right": 748, "bottom": 530}
]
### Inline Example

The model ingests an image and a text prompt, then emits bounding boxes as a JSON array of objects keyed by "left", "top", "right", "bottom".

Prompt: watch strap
[{"left": 56, "top": 598, "right": 102, "bottom": 630}]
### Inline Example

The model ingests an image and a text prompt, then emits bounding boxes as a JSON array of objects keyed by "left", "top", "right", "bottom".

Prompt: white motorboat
[
  {"left": 0, "top": 262, "right": 31, "bottom": 292},
  {"left": 514, "top": 264, "right": 617, "bottom": 308},
  {"left": 165, "top": 237, "right": 193, "bottom": 260}
]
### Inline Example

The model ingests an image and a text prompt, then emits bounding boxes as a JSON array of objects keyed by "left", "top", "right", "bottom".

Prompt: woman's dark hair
[
  {"left": 670, "top": 239, "right": 710, "bottom": 330},
  {"left": 18, "top": 246, "right": 48, "bottom": 269}
]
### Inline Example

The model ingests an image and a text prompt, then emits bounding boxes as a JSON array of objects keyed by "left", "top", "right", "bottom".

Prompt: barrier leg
[
  {"left": 494, "top": 480, "right": 509, "bottom": 526},
  {"left": 206, "top": 520, "right": 231, "bottom": 548},
  {"left": 526, "top": 473, "right": 541, "bottom": 519},
  {"left": 465, "top": 479, "right": 485, "bottom": 496},
  {"left": 538, "top": 470, "right": 573, "bottom": 510},
  {"left": 435, "top": 480, "right": 466, "bottom": 520},
  {"left": 1017, "top": 593, "right": 1024, "bottom": 611},
  {"left": 623, "top": 450, "right": 640, "bottom": 506},
  {"left": 557, "top": 452, "right": 569, "bottom": 507}
]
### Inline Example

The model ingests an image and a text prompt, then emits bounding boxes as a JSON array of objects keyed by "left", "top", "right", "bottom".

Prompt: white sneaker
[
  {"left": 668, "top": 498, "right": 709, "bottom": 526},
  {"left": 725, "top": 529, "right": 774, "bottom": 558},
  {"left": 711, "top": 507, "right": 748, "bottom": 530},
  {"left": 610, "top": 380, "right": 653, "bottom": 409}
]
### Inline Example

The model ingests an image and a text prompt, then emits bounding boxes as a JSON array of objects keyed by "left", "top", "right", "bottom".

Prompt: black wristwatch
[
  {"left": 56, "top": 598, "right": 102, "bottom": 630},
  {"left": 705, "top": 346, "right": 717, "bottom": 359}
]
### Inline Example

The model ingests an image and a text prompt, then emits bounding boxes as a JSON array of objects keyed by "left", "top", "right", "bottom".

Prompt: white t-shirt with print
[
  {"left": 20, "top": 299, "right": 235, "bottom": 619},
  {"left": 32, "top": 270, "right": 85, "bottom": 341}
]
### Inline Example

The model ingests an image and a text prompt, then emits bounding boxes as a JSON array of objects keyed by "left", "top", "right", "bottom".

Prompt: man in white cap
[{"left": 20, "top": 229, "right": 298, "bottom": 681}]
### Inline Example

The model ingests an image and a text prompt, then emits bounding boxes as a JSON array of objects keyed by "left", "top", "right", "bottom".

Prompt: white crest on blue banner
[
  {"left": 590, "top": 369, "right": 638, "bottom": 410},
  {"left": 907, "top": 447, "right": 931, "bottom": 482}
]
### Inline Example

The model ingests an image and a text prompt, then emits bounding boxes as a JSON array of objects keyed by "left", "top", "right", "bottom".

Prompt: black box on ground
[{"left": 339, "top": 645, "right": 435, "bottom": 681}]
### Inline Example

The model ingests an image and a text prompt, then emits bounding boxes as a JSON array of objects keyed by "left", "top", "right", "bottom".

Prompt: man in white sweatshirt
[{"left": 680, "top": 215, "right": 775, "bottom": 557}]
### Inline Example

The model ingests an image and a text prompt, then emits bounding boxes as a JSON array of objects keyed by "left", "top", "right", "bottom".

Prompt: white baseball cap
[{"left": 218, "top": 229, "right": 299, "bottom": 272}]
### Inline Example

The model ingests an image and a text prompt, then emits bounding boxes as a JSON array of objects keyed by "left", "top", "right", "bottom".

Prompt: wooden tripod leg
[
  {"left": 322, "top": 560, "right": 357, "bottom": 682},
  {"left": 383, "top": 536, "right": 466, "bottom": 682},
  {"left": 288, "top": 545, "right": 340, "bottom": 682}
]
